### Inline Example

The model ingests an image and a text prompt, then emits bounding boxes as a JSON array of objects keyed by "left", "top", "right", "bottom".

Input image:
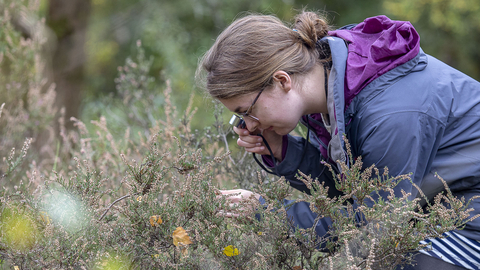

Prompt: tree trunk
[{"left": 47, "top": 0, "right": 91, "bottom": 130}]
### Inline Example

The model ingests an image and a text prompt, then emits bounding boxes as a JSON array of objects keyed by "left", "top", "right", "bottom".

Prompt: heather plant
[
  {"left": 0, "top": 0, "right": 57, "bottom": 185},
  {"left": 0, "top": 4, "right": 478, "bottom": 269}
]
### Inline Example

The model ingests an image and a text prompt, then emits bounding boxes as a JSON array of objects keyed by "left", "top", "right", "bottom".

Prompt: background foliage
[
  {"left": 3, "top": 0, "right": 478, "bottom": 131},
  {"left": 81, "top": 0, "right": 480, "bottom": 130}
]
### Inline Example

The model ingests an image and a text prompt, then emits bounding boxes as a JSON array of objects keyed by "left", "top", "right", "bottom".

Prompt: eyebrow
[{"left": 233, "top": 106, "right": 243, "bottom": 114}]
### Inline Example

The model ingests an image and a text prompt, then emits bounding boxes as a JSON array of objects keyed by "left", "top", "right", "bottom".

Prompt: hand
[
  {"left": 217, "top": 189, "right": 260, "bottom": 218},
  {"left": 234, "top": 127, "right": 284, "bottom": 161}
]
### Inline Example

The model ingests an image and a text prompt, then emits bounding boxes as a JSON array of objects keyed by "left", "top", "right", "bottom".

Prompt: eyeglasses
[{"left": 235, "top": 89, "right": 264, "bottom": 122}]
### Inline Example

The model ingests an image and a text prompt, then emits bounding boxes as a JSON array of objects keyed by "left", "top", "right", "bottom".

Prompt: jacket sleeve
[
  {"left": 262, "top": 134, "right": 341, "bottom": 197},
  {"left": 352, "top": 110, "right": 445, "bottom": 199}
]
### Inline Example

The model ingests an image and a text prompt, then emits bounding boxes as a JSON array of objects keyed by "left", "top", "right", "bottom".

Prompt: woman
[{"left": 197, "top": 11, "right": 480, "bottom": 269}]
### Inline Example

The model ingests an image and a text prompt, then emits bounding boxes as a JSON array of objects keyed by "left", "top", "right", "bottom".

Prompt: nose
[{"left": 243, "top": 117, "right": 259, "bottom": 133}]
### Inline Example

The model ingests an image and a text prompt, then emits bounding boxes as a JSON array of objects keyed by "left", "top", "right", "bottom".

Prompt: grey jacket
[{"left": 265, "top": 18, "right": 480, "bottom": 241}]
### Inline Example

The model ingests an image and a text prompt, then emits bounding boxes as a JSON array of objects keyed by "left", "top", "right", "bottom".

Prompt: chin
[{"left": 276, "top": 127, "right": 296, "bottom": 136}]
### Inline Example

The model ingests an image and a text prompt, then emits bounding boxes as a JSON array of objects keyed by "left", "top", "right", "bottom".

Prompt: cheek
[
  {"left": 269, "top": 112, "right": 300, "bottom": 130},
  {"left": 276, "top": 108, "right": 301, "bottom": 123},
  {"left": 261, "top": 100, "right": 301, "bottom": 127}
]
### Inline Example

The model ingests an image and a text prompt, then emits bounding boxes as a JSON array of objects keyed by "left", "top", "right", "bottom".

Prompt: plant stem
[{"left": 98, "top": 193, "right": 138, "bottom": 221}]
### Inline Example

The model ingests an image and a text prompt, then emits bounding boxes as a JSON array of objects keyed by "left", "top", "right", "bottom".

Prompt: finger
[
  {"left": 237, "top": 130, "right": 263, "bottom": 143},
  {"left": 216, "top": 195, "right": 241, "bottom": 203},
  {"left": 243, "top": 144, "right": 269, "bottom": 155},
  {"left": 216, "top": 210, "right": 239, "bottom": 218},
  {"left": 233, "top": 126, "right": 249, "bottom": 135},
  {"left": 217, "top": 190, "right": 242, "bottom": 203},
  {"left": 220, "top": 189, "right": 244, "bottom": 195},
  {"left": 244, "top": 145, "right": 267, "bottom": 155},
  {"left": 218, "top": 190, "right": 252, "bottom": 203},
  {"left": 237, "top": 135, "right": 263, "bottom": 146},
  {"left": 220, "top": 195, "right": 242, "bottom": 203},
  {"left": 237, "top": 138, "right": 268, "bottom": 155}
]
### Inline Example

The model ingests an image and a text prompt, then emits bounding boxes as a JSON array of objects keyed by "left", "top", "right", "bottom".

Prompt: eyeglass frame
[{"left": 234, "top": 88, "right": 264, "bottom": 122}]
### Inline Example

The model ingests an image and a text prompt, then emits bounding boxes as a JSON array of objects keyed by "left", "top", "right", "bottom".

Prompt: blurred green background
[{"left": 33, "top": 0, "right": 480, "bottom": 130}]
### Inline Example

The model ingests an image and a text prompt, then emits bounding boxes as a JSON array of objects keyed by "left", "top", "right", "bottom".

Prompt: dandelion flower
[{"left": 223, "top": 245, "right": 240, "bottom": 256}]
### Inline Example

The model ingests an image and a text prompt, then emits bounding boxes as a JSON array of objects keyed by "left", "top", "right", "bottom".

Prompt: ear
[{"left": 272, "top": 71, "right": 292, "bottom": 93}]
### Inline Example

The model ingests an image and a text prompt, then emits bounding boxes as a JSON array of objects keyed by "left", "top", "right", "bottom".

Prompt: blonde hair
[{"left": 196, "top": 11, "right": 331, "bottom": 99}]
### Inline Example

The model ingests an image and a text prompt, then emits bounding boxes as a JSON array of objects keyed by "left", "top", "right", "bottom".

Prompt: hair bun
[{"left": 293, "top": 11, "right": 330, "bottom": 49}]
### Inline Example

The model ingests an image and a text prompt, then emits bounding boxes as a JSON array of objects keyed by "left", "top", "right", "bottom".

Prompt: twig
[
  {"left": 220, "top": 133, "right": 236, "bottom": 164},
  {"left": 98, "top": 193, "right": 137, "bottom": 221}
]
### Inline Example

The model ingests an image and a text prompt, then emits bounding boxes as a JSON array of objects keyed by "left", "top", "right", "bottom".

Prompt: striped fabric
[{"left": 419, "top": 231, "right": 480, "bottom": 269}]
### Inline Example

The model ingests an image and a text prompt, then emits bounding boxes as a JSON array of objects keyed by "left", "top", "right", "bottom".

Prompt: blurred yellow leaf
[
  {"left": 172, "top": 227, "right": 192, "bottom": 247},
  {"left": 223, "top": 245, "right": 240, "bottom": 256},
  {"left": 149, "top": 215, "right": 162, "bottom": 227},
  {"left": 1, "top": 209, "right": 38, "bottom": 251}
]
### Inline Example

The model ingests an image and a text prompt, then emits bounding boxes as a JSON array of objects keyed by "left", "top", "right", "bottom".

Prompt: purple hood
[{"left": 329, "top": 15, "right": 420, "bottom": 108}]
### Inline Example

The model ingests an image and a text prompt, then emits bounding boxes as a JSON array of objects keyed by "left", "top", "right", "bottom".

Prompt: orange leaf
[
  {"left": 149, "top": 215, "right": 162, "bottom": 227},
  {"left": 172, "top": 227, "right": 192, "bottom": 247}
]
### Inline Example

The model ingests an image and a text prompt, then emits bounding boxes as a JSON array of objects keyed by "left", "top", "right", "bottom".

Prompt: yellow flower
[
  {"left": 257, "top": 231, "right": 263, "bottom": 235},
  {"left": 223, "top": 245, "right": 240, "bottom": 256},
  {"left": 149, "top": 215, "right": 162, "bottom": 227},
  {"left": 136, "top": 196, "right": 142, "bottom": 202},
  {"left": 172, "top": 227, "right": 192, "bottom": 247},
  {"left": 14, "top": 266, "right": 20, "bottom": 270}
]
